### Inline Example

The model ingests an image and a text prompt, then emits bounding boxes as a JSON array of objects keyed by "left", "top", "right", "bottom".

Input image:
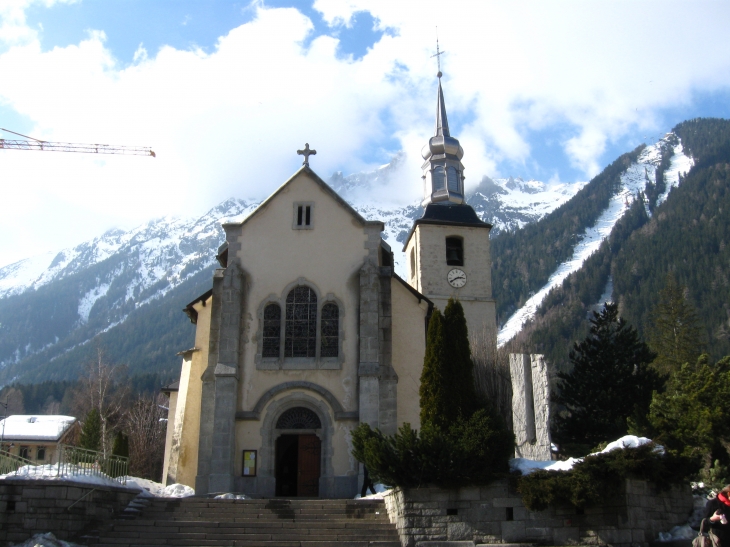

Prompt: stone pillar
[
  {"left": 510, "top": 353, "right": 552, "bottom": 460},
  {"left": 196, "top": 261, "right": 245, "bottom": 494},
  {"left": 529, "top": 354, "right": 552, "bottom": 460},
  {"left": 378, "top": 266, "right": 397, "bottom": 436},
  {"left": 358, "top": 260, "right": 380, "bottom": 428}
]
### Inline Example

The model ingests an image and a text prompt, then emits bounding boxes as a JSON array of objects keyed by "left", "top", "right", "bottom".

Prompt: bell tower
[{"left": 403, "top": 71, "right": 497, "bottom": 339}]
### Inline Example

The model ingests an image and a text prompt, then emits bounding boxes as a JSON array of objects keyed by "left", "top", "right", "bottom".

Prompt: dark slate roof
[
  {"left": 402, "top": 203, "right": 492, "bottom": 250},
  {"left": 420, "top": 203, "right": 487, "bottom": 224}
]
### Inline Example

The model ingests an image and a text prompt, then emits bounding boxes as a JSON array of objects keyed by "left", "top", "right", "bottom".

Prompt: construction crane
[{"left": 0, "top": 128, "right": 155, "bottom": 157}]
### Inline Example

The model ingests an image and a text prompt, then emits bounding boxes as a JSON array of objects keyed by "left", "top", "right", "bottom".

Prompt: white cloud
[{"left": 0, "top": 1, "right": 729, "bottom": 266}]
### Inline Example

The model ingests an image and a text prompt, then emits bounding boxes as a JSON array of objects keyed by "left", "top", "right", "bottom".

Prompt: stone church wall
[{"left": 383, "top": 479, "right": 692, "bottom": 547}]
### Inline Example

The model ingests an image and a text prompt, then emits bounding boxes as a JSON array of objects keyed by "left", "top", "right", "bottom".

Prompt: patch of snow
[
  {"left": 0, "top": 464, "right": 195, "bottom": 499},
  {"left": 657, "top": 525, "right": 696, "bottom": 542},
  {"left": 497, "top": 140, "right": 666, "bottom": 347},
  {"left": 354, "top": 483, "right": 391, "bottom": 500},
  {"left": 0, "top": 252, "right": 56, "bottom": 296},
  {"left": 77, "top": 283, "right": 110, "bottom": 323},
  {"left": 657, "top": 139, "right": 694, "bottom": 206},
  {"left": 510, "top": 435, "right": 657, "bottom": 476},
  {"left": 9, "top": 532, "right": 81, "bottom": 547},
  {"left": 214, "top": 492, "right": 251, "bottom": 499}
]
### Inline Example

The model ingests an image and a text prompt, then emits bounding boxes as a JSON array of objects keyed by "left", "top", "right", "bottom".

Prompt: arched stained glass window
[
  {"left": 447, "top": 166, "right": 459, "bottom": 192},
  {"left": 262, "top": 303, "right": 281, "bottom": 358},
  {"left": 320, "top": 303, "right": 339, "bottom": 357},
  {"left": 276, "top": 407, "right": 322, "bottom": 429},
  {"left": 285, "top": 286, "right": 317, "bottom": 357},
  {"left": 432, "top": 166, "right": 445, "bottom": 191}
]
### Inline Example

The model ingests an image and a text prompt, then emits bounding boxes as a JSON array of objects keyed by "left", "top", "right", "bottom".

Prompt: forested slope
[
  {"left": 515, "top": 118, "right": 730, "bottom": 369},
  {"left": 492, "top": 146, "right": 644, "bottom": 324}
]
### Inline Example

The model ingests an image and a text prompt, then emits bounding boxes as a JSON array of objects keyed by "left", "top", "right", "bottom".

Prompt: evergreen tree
[
  {"left": 554, "top": 303, "right": 662, "bottom": 454},
  {"left": 420, "top": 299, "right": 477, "bottom": 430},
  {"left": 648, "top": 354, "right": 730, "bottom": 469},
  {"left": 112, "top": 431, "right": 129, "bottom": 458},
  {"left": 443, "top": 298, "right": 476, "bottom": 415},
  {"left": 79, "top": 408, "right": 102, "bottom": 452},
  {"left": 420, "top": 308, "right": 449, "bottom": 429},
  {"left": 647, "top": 273, "right": 704, "bottom": 375}
]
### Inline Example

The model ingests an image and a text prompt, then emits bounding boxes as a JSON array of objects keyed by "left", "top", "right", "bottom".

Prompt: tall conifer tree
[
  {"left": 554, "top": 303, "right": 662, "bottom": 453},
  {"left": 420, "top": 299, "right": 477, "bottom": 430},
  {"left": 648, "top": 273, "right": 704, "bottom": 375},
  {"left": 79, "top": 408, "right": 102, "bottom": 452}
]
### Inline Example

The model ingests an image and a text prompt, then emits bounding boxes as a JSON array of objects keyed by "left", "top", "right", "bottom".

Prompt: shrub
[
  {"left": 517, "top": 443, "right": 693, "bottom": 511},
  {"left": 352, "top": 407, "right": 514, "bottom": 488}
]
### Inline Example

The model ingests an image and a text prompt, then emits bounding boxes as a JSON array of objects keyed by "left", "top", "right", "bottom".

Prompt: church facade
[{"left": 161, "top": 75, "right": 497, "bottom": 498}]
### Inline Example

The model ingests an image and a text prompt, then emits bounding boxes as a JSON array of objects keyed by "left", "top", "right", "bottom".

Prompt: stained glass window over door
[
  {"left": 320, "top": 303, "right": 339, "bottom": 357},
  {"left": 285, "top": 286, "right": 317, "bottom": 357},
  {"left": 276, "top": 407, "right": 322, "bottom": 429}
]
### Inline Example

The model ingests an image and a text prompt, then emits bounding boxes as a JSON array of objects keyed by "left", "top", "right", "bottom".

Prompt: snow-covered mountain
[
  {"left": 497, "top": 133, "right": 693, "bottom": 346},
  {"left": 0, "top": 155, "right": 584, "bottom": 383},
  {"left": 0, "top": 161, "right": 583, "bottom": 300}
]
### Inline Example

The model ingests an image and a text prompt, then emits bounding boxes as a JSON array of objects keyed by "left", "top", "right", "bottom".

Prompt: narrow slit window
[
  {"left": 320, "top": 303, "right": 339, "bottom": 357},
  {"left": 262, "top": 303, "right": 281, "bottom": 358},
  {"left": 285, "top": 286, "right": 317, "bottom": 357},
  {"left": 446, "top": 237, "right": 464, "bottom": 266},
  {"left": 294, "top": 203, "right": 313, "bottom": 228}
]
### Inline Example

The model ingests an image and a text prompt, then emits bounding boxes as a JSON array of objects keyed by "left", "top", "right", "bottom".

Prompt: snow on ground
[
  {"left": 497, "top": 139, "right": 670, "bottom": 347},
  {"left": 354, "top": 483, "right": 391, "bottom": 500},
  {"left": 9, "top": 532, "right": 82, "bottom": 547},
  {"left": 510, "top": 435, "right": 655, "bottom": 475},
  {"left": 0, "top": 463, "right": 194, "bottom": 498},
  {"left": 215, "top": 492, "right": 252, "bottom": 499}
]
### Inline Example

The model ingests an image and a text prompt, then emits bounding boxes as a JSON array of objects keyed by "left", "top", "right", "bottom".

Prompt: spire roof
[{"left": 435, "top": 74, "right": 450, "bottom": 138}]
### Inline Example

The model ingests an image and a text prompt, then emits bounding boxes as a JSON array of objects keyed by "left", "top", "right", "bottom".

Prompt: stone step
[
  {"left": 106, "top": 520, "right": 393, "bottom": 532},
  {"left": 93, "top": 542, "right": 400, "bottom": 547},
  {"left": 83, "top": 498, "right": 399, "bottom": 547}
]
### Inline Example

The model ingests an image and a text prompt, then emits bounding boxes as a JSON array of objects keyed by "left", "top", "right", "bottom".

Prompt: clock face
[{"left": 447, "top": 268, "right": 467, "bottom": 288}]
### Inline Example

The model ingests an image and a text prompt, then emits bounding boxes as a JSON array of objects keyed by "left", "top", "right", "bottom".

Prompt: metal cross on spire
[
  {"left": 297, "top": 143, "right": 317, "bottom": 166},
  {"left": 430, "top": 29, "right": 445, "bottom": 77}
]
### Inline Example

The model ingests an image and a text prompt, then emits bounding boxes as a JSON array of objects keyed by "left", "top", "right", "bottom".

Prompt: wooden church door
[{"left": 297, "top": 434, "right": 321, "bottom": 497}]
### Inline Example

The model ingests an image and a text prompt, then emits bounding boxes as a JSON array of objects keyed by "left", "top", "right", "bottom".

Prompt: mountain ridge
[{"left": 3, "top": 119, "right": 727, "bottom": 386}]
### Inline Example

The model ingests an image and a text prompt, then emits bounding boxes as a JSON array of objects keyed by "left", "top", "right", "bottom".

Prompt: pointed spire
[
  {"left": 435, "top": 75, "right": 451, "bottom": 138},
  {"left": 421, "top": 70, "right": 465, "bottom": 206}
]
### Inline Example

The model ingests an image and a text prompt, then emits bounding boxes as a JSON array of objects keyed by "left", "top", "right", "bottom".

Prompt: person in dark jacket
[
  {"left": 705, "top": 485, "right": 730, "bottom": 545},
  {"left": 360, "top": 466, "right": 376, "bottom": 497}
]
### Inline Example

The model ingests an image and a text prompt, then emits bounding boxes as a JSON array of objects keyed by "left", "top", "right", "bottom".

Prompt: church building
[{"left": 161, "top": 73, "right": 497, "bottom": 498}]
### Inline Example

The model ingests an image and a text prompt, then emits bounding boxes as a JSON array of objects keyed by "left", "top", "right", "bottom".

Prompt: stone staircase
[{"left": 81, "top": 497, "right": 402, "bottom": 547}]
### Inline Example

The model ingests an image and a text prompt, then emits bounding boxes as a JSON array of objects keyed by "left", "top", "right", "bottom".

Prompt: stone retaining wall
[
  {"left": 383, "top": 479, "right": 692, "bottom": 547},
  {"left": 0, "top": 480, "right": 139, "bottom": 546}
]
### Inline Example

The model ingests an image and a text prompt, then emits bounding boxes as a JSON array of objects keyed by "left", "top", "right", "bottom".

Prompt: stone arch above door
[{"left": 257, "top": 392, "right": 335, "bottom": 498}]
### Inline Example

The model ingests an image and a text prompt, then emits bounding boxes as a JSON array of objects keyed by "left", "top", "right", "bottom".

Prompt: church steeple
[{"left": 421, "top": 72, "right": 466, "bottom": 206}]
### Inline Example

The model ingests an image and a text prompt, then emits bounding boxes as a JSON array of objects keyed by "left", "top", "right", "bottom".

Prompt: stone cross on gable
[{"left": 297, "top": 143, "right": 317, "bottom": 166}]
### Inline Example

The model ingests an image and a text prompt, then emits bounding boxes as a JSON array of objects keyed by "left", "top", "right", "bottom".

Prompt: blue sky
[{"left": 0, "top": 0, "right": 729, "bottom": 267}]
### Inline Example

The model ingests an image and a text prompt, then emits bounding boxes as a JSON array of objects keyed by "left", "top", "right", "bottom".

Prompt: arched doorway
[{"left": 274, "top": 407, "right": 322, "bottom": 497}]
